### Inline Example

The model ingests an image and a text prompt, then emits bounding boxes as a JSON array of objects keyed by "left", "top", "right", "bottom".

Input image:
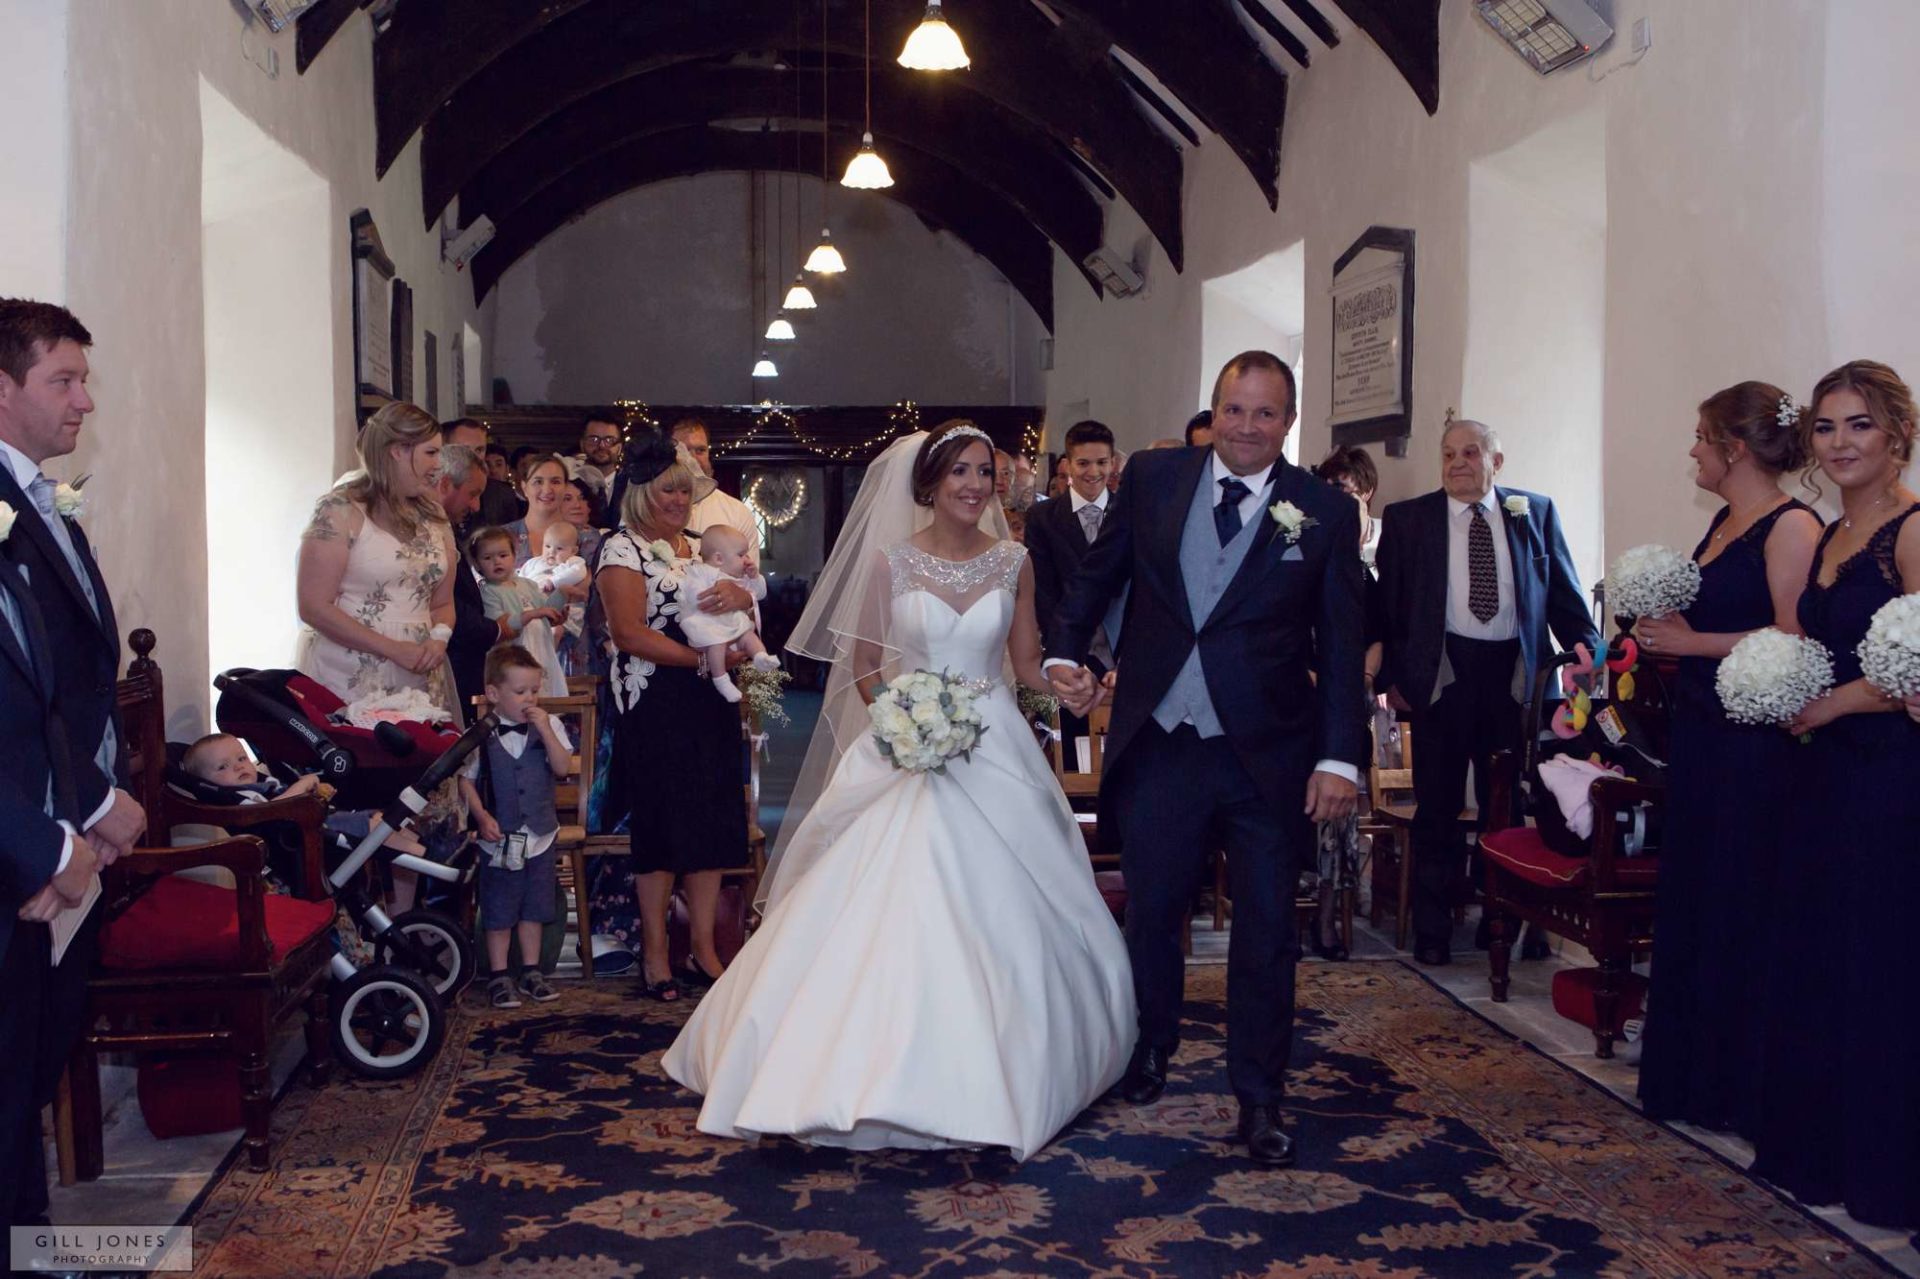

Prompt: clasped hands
[
  {"left": 17, "top": 786, "right": 146, "bottom": 923},
  {"left": 1046, "top": 663, "right": 1110, "bottom": 718}
]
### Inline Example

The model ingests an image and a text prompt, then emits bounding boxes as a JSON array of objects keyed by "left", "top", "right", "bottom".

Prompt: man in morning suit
[
  {"left": 1373, "top": 418, "right": 1600, "bottom": 966},
  {"left": 1024, "top": 419, "right": 1120, "bottom": 768},
  {"left": 0, "top": 552, "right": 103, "bottom": 1226},
  {"left": 434, "top": 443, "right": 502, "bottom": 716},
  {"left": 1046, "top": 351, "right": 1367, "bottom": 1167},
  {"left": 0, "top": 299, "right": 148, "bottom": 1112}
]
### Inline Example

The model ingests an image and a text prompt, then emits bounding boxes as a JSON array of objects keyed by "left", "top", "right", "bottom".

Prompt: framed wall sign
[
  {"left": 350, "top": 210, "right": 395, "bottom": 421},
  {"left": 1328, "top": 226, "right": 1414, "bottom": 456}
]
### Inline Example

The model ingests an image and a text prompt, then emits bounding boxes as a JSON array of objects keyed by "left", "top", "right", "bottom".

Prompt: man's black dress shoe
[
  {"left": 1119, "top": 1046, "right": 1169, "bottom": 1105},
  {"left": 1238, "top": 1103, "right": 1296, "bottom": 1167},
  {"left": 1413, "top": 942, "right": 1451, "bottom": 966}
]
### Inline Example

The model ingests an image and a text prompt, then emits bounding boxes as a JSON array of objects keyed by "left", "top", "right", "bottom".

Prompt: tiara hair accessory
[
  {"left": 1777, "top": 394, "right": 1802, "bottom": 430},
  {"left": 935, "top": 424, "right": 993, "bottom": 449}
]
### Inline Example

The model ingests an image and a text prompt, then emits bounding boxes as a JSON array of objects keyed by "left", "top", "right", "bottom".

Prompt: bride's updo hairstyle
[
  {"left": 911, "top": 419, "right": 993, "bottom": 507},
  {"left": 1698, "top": 381, "right": 1809, "bottom": 476}
]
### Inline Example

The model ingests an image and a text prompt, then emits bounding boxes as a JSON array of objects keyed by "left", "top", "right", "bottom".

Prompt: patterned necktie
[
  {"left": 29, "top": 474, "right": 99, "bottom": 615},
  {"left": 1468, "top": 503, "right": 1499, "bottom": 624},
  {"left": 1078, "top": 502, "right": 1103, "bottom": 544},
  {"left": 1215, "top": 478, "right": 1250, "bottom": 546}
]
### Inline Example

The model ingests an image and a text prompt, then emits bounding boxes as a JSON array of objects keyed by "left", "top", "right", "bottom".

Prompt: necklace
[
  {"left": 1840, "top": 489, "right": 1894, "bottom": 531},
  {"left": 1711, "top": 493, "right": 1787, "bottom": 542}
]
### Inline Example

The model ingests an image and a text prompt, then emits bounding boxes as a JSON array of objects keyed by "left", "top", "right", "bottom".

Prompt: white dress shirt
[
  {"left": 690, "top": 487, "right": 758, "bottom": 546},
  {"left": 463, "top": 717, "right": 574, "bottom": 861},
  {"left": 1068, "top": 486, "right": 1110, "bottom": 522},
  {"left": 1445, "top": 491, "right": 1519, "bottom": 641}
]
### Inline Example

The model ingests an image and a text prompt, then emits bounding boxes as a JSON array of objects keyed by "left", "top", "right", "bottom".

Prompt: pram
[{"left": 212, "top": 670, "right": 495, "bottom": 1078}]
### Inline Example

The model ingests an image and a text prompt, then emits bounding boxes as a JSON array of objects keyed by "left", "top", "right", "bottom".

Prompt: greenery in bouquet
[
  {"left": 1016, "top": 684, "right": 1061, "bottom": 727},
  {"left": 869, "top": 669, "right": 989, "bottom": 774},
  {"left": 736, "top": 666, "right": 791, "bottom": 727}
]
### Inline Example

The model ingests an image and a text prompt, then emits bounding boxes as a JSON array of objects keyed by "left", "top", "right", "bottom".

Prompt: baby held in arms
[
  {"left": 470, "top": 526, "right": 568, "bottom": 696},
  {"left": 679, "top": 523, "right": 780, "bottom": 703},
  {"left": 518, "top": 520, "right": 589, "bottom": 640}
]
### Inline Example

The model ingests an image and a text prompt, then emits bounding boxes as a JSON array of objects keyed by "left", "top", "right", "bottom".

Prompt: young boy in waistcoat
[{"left": 458, "top": 644, "right": 573, "bottom": 1009}]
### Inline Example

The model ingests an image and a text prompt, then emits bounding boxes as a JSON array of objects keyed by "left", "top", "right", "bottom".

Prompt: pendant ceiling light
[
  {"left": 750, "top": 171, "right": 780, "bottom": 382},
  {"left": 782, "top": 274, "right": 818, "bottom": 309},
  {"left": 753, "top": 353, "right": 779, "bottom": 379},
  {"left": 898, "top": 0, "right": 969, "bottom": 71},
  {"left": 765, "top": 316, "right": 796, "bottom": 341},
  {"left": 807, "top": 3, "right": 848, "bottom": 274},
  {"left": 841, "top": 0, "right": 894, "bottom": 189}
]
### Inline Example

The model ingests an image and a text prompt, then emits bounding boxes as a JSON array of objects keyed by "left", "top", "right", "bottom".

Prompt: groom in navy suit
[
  {"left": 0, "top": 558, "right": 101, "bottom": 1225},
  {"left": 1046, "top": 351, "right": 1368, "bottom": 1166},
  {"left": 1373, "top": 418, "right": 1599, "bottom": 966}
]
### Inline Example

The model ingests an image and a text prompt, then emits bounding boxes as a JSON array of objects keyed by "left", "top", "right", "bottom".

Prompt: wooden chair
[
  {"left": 1478, "top": 657, "right": 1666, "bottom": 1059},
  {"left": 1363, "top": 720, "right": 1478, "bottom": 949},
  {"left": 1050, "top": 703, "right": 1112, "bottom": 864},
  {"left": 59, "top": 630, "right": 336, "bottom": 1181}
]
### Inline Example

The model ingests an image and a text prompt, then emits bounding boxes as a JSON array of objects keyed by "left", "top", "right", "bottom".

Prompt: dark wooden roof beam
[
  {"left": 1108, "top": 51, "right": 1201, "bottom": 148},
  {"left": 1235, "top": 0, "right": 1313, "bottom": 66}
]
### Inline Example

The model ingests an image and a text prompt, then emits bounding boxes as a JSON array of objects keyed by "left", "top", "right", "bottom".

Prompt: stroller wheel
[
  {"left": 330, "top": 966, "right": 445, "bottom": 1079},
  {"left": 374, "top": 909, "right": 477, "bottom": 997}
]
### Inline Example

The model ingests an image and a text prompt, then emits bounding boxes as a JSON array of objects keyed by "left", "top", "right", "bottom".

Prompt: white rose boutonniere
[
  {"left": 1268, "top": 500, "right": 1316, "bottom": 546},
  {"left": 0, "top": 500, "right": 15, "bottom": 542},
  {"left": 1503, "top": 494, "right": 1530, "bottom": 517}
]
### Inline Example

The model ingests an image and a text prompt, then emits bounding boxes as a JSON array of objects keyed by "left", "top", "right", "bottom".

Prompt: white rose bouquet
[
  {"left": 1716, "top": 627, "right": 1834, "bottom": 730},
  {"left": 868, "top": 669, "right": 989, "bottom": 774},
  {"left": 1607, "top": 544, "right": 1700, "bottom": 622},
  {"left": 1858, "top": 593, "right": 1920, "bottom": 700}
]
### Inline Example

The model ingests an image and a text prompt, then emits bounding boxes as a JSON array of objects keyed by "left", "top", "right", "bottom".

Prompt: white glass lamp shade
[
  {"left": 840, "top": 133, "right": 895, "bottom": 189},
  {"left": 765, "top": 316, "right": 797, "bottom": 341},
  {"left": 898, "top": 1, "right": 970, "bottom": 71},
  {"left": 781, "top": 276, "right": 818, "bottom": 310},
  {"left": 805, "top": 229, "right": 848, "bottom": 274},
  {"left": 752, "top": 354, "right": 779, "bottom": 379}
]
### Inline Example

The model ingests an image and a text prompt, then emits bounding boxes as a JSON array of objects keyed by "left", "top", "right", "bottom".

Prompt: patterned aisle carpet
[{"left": 183, "top": 964, "right": 1894, "bottom": 1279}]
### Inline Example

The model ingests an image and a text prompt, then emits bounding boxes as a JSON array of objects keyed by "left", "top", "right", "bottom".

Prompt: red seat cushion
[
  {"left": 101, "top": 876, "right": 337, "bottom": 971},
  {"left": 1551, "top": 966, "right": 1648, "bottom": 1035},
  {"left": 1480, "top": 826, "right": 1659, "bottom": 889}
]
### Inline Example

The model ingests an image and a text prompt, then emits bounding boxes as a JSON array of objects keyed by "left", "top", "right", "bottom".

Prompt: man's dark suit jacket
[
  {"left": 448, "top": 560, "right": 499, "bottom": 717},
  {"left": 1047, "top": 447, "right": 1369, "bottom": 810},
  {"left": 1373, "top": 486, "right": 1600, "bottom": 707},
  {"left": 1024, "top": 492, "right": 1113, "bottom": 677},
  {"left": 0, "top": 465, "right": 124, "bottom": 820},
  {"left": 0, "top": 564, "right": 71, "bottom": 961}
]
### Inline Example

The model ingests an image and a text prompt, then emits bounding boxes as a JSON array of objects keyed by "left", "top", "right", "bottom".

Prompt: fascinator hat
[{"left": 620, "top": 427, "right": 716, "bottom": 502}]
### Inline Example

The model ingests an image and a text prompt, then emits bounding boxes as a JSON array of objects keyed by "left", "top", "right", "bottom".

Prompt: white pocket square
[{"left": 1281, "top": 545, "right": 1305, "bottom": 562}]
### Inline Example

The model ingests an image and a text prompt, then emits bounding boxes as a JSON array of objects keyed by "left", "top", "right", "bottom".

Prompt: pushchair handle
[
  {"left": 213, "top": 672, "right": 357, "bottom": 782},
  {"left": 379, "top": 710, "right": 500, "bottom": 830}
]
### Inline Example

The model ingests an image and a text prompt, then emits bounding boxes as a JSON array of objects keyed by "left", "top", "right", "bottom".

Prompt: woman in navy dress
[
  {"left": 1755, "top": 361, "right": 1920, "bottom": 1228},
  {"left": 1636, "top": 382, "right": 1820, "bottom": 1135}
]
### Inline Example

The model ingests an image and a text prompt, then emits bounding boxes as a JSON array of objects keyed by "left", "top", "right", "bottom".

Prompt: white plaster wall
[
  {"left": 50, "top": 1, "right": 490, "bottom": 730},
  {"left": 488, "top": 173, "right": 1045, "bottom": 407},
  {"left": 0, "top": 0, "right": 70, "bottom": 301},
  {"left": 1047, "top": 0, "right": 1847, "bottom": 584}
]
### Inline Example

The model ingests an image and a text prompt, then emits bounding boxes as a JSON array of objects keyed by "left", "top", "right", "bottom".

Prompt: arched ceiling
[{"left": 297, "top": 0, "right": 1442, "bottom": 329}]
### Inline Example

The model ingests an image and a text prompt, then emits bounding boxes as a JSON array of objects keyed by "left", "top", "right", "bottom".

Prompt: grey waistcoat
[{"left": 1152, "top": 473, "right": 1266, "bottom": 738}]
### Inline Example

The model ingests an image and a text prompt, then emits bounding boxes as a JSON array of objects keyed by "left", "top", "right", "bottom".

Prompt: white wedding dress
[{"left": 662, "top": 539, "right": 1134, "bottom": 1161}]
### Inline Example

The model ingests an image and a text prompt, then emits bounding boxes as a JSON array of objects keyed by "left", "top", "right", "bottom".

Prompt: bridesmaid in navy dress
[
  {"left": 1636, "top": 382, "right": 1820, "bottom": 1135},
  {"left": 1756, "top": 361, "right": 1920, "bottom": 1228}
]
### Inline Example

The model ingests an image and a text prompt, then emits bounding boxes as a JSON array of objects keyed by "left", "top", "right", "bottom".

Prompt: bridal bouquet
[
  {"left": 1607, "top": 544, "right": 1700, "bottom": 622},
  {"left": 1716, "top": 628, "right": 1834, "bottom": 728},
  {"left": 1858, "top": 593, "right": 1920, "bottom": 699},
  {"left": 869, "top": 669, "right": 989, "bottom": 774}
]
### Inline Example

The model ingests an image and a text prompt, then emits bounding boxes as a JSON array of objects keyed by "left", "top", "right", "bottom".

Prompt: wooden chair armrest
[
  {"left": 1589, "top": 775, "right": 1664, "bottom": 890},
  {"left": 161, "top": 792, "right": 331, "bottom": 900},
  {"left": 1482, "top": 750, "right": 1520, "bottom": 834},
  {"left": 115, "top": 835, "right": 273, "bottom": 967}
]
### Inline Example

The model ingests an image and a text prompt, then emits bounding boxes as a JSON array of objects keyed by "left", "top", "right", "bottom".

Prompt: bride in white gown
[{"left": 662, "top": 422, "right": 1134, "bottom": 1161}]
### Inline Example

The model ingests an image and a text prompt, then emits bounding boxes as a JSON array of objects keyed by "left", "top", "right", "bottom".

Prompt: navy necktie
[{"left": 1215, "top": 477, "right": 1251, "bottom": 546}]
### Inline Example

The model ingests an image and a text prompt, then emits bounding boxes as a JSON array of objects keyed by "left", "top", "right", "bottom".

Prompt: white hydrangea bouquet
[
  {"left": 1716, "top": 627, "right": 1834, "bottom": 732},
  {"left": 1858, "top": 593, "right": 1920, "bottom": 700},
  {"left": 1607, "top": 544, "right": 1701, "bottom": 622},
  {"left": 869, "top": 669, "right": 989, "bottom": 774}
]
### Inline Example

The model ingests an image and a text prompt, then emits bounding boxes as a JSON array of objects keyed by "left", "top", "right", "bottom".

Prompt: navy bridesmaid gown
[
  {"left": 1752, "top": 503, "right": 1920, "bottom": 1228},
  {"left": 1639, "top": 499, "right": 1814, "bottom": 1135}
]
